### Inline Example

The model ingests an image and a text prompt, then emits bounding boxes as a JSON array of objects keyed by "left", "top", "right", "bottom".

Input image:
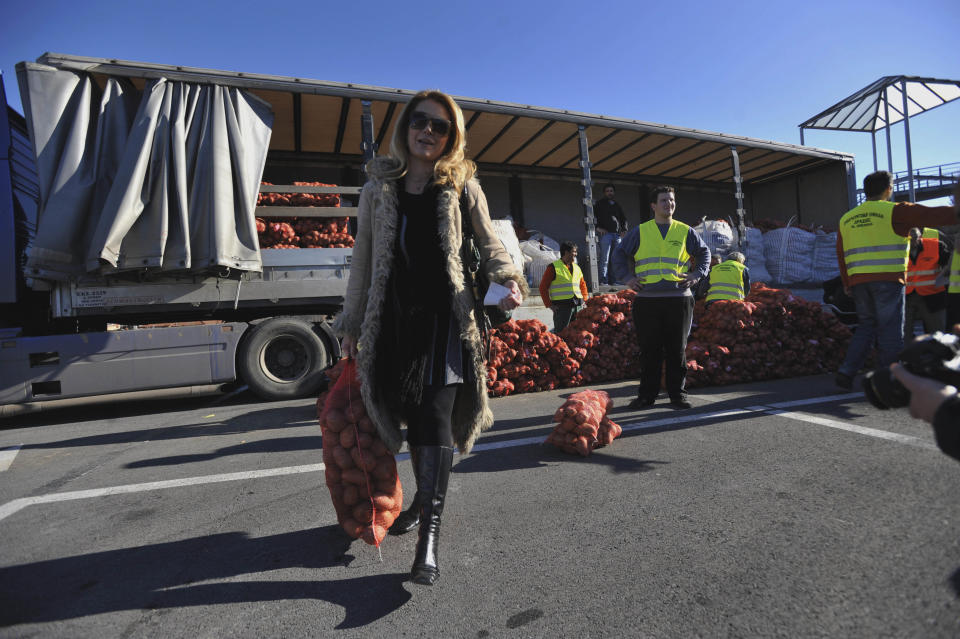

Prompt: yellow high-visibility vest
[
  {"left": 633, "top": 219, "right": 691, "bottom": 283},
  {"left": 923, "top": 228, "right": 940, "bottom": 241},
  {"left": 838, "top": 200, "right": 908, "bottom": 277},
  {"left": 906, "top": 237, "right": 946, "bottom": 295},
  {"left": 548, "top": 259, "right": 584, "bottom": 302},
  {"left": 706, "top": 260, "right": 747, "bottom": 302},
  {"left": 949, "top": 250, "right": 960, "bottom": 294}
]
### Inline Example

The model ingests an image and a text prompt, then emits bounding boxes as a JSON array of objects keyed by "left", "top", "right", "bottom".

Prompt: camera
[{"left": 863, "top": 332, "right": 960, "bottom": 410}]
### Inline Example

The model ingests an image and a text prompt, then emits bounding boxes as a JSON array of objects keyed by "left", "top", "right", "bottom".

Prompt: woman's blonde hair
[{"left": 382, "top": 89, "right": 476, "bottom": 192}]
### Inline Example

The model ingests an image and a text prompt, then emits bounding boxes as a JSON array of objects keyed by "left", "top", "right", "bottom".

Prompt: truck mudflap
[{"left": 0, "top": 323, "right": 246, "bottom": 405}]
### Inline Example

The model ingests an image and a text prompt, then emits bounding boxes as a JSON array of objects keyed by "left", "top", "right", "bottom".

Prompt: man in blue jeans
[
  {"left": 834, "top": 170, "right": 957, "bottom": 389},
  {"left": 594, "top": 184, "right": 628, "bottom": 284}
]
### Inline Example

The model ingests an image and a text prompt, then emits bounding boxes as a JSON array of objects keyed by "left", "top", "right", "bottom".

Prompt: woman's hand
[
  {"left": 341, "top": 335, "right": 359, "bottom": 360},
  {"left": 890, "top": 363, "right": 957, "bottom": 424},
  {"left": 498, "top": 279, "right": 523, "bottom": 312}
]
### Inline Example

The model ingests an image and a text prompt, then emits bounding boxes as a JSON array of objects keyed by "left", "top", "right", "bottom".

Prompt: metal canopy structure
[{"left": 799, "top": 76, "right": 960, "bottom": 201}]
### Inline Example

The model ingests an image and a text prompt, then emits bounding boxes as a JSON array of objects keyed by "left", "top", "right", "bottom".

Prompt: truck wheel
[{"left": 237, "top": 317, "right": 330, "bottom": 400}]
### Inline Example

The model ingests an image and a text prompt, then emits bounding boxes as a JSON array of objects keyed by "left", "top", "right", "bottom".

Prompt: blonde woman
[{"left": 334, "top": 90, "right": 526, "bottom": 585}]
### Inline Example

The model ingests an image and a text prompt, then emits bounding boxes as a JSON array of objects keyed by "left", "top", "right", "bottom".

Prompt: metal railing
[{"left": 856, "top": 161, "right": 960, "bottom": 203}]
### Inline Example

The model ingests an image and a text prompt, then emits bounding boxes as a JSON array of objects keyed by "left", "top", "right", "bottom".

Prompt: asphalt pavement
[{"left": 0, "top": 374, "right": 958, "bottom": 638}]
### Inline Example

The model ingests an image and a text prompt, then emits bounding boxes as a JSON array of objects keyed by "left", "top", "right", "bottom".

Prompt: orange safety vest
[{"left": 906, "top": 237, "right": 946, "bottom": 296}]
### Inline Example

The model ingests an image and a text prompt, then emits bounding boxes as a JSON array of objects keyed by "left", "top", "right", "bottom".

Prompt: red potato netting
[
  {"left": 257, "top": 181, "right": 354, "bottom": 249},
  {"left": 544, "top": 389, "right": 623, "bottom": 456},
  {"left": 316, "top": 359, "right": 402, "bottom": 546},
  {"left": 485, "top": 285, "right": 852, "bottom": 397}
]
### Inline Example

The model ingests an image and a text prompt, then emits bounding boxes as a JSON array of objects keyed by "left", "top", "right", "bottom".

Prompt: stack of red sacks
[
  {"left": 544, "top": 389, "right": 623, "bottom": 456},
  {"left": 316, "top": 359, "right": 403, "bottom": 546}
]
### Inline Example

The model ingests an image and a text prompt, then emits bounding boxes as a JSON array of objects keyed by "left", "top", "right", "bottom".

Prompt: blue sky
[{"left": 2, "top": 0, "right": 958, "bottom": 197}]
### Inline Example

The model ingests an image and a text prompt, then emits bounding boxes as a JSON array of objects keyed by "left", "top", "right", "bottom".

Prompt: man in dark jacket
[{"left": 594, "top": 184, "right": 628, "bottom": 284}]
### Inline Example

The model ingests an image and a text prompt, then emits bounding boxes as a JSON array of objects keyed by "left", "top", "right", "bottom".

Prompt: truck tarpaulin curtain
[{"left": 17, "top": 63, "right": 273, "bottom": 282}]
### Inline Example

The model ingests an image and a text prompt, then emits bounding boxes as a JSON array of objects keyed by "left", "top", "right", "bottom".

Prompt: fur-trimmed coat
[{"left": 332, "top": 158, "right": 528, "bottom": 454}]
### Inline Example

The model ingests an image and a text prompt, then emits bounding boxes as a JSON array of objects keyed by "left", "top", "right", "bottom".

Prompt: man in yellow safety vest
[
  {"left": 705, "top": 252, "right": 750, "bottom": 306},
  {"left": 612, "top": 185, "right": 710, "bottom": 409},
  {"left": 948, "top": 243, "right": 960, "bottom": 330},
  {"left": 539, "top": 241, "right": 588, "bottom": 332},
  {"left": 834, "top": 170, "right": 958, "bottom": 390}
]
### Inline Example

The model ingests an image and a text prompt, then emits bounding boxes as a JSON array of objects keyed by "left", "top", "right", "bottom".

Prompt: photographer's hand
[{"left": 890, "top": 363, "right": 958, "bottom": 425}]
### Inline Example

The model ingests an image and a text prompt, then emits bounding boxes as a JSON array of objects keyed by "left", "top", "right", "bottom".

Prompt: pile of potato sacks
[{"left": 485, "top": 285, "right": 851, "bottom": 396}]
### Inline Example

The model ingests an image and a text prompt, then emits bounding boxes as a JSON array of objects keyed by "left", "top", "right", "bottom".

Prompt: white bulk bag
[
  {"left": 742, "top": 226, "right": 772, "bottom": 284},
  {"left": 694, "top": 218, "right": 737, "bottom": 260},
  {"left": 763, "top": 219, "right": 816, "bottom": 285},
  {"left": 491, "top": 219, "right": 528, "bottom": 273},
  {"left": 811, "top": 230, "right": 841, "bottom": 283}
]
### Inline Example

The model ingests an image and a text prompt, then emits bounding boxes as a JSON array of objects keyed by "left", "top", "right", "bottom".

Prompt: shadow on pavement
[
  {"left": 0, "top": 389, "right": 271, "bottom": 428},
  {"left": 14, "top": 404, "right": 319, "bottom": 451},
  {"left": 454, "top": 437, "right": 666, "bottom": 476},
  {"left": 0, "top": 525, "right": 410, "bottom": 629},
  {"left": 125, "top": 435, "right": 324, "bottom": 468}
]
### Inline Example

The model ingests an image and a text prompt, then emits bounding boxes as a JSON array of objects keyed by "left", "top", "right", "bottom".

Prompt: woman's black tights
[{"left": 403, "top": 383, "right": 459, "bottom": 448}]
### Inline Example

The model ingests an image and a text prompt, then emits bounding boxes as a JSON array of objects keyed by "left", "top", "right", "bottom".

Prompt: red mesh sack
[
  {"left": 544, "top": 389, "right": 621, "bottom": 456},
  {"left": 317, "top": 359, "right": 402, "bottom": 546}
]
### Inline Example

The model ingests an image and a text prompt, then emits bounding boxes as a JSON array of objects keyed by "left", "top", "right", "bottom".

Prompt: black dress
[{"left": 375, "top": 187, "right": 465, "bottom": 418}]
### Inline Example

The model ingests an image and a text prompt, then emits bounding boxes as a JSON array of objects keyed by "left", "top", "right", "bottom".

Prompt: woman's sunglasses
[{"left": 408, "top": 112, "right": 452, "bottom": 137}]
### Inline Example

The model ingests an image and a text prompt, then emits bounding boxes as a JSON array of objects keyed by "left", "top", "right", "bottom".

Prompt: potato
[
  {"left": 361, "top": 524, "right": 387, "bottom": 546},
  {"left": 342, "top": 484, "right": 359, "bottom": 507},
  {"left": 324, "top": 465, "right": 341, "bottom": 484},
  {"left": 373, "top": 456, "right": 395, "bottom": 480},
  {"left": 371, "top": 439, "right": 389, "bottom": 457},
  {"left": 353, "top": 502, "right": 373, "bottom": 524},
  {"left": 357, "top": 416, "right": 375, "bottom": 433},
  {"left": 341, "top": 468, "right": 367, "bottom": 485},
  {"left": 332, "top": 445, "right": 354, "bottom": 469},
  {"left": 345, "top": 401, "right": 366, "bottom": 423},
  {"left": 356, "top": 432, "right": 373, "bottom": 449},
  {"left": 324, "top": 408, "right": 348, "bottom": 433},
  {"left": 371, "top": 492, "right": 396, "bottom": 511},
  {"left": 341, "top": 517, "right": 363, "bottom": 539}
]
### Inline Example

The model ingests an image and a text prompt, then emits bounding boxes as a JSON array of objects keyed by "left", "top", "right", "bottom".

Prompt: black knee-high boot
[
  {"left": 388, "top": 448, "right": 421, "bottom": 535},
  {"left": 411, "top": 445, "right": 454, "bottom": 586}
]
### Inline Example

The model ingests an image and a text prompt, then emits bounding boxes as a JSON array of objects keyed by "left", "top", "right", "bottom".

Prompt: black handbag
[{"left": 459, "top": 187, "right": 510, "bottom": 355}]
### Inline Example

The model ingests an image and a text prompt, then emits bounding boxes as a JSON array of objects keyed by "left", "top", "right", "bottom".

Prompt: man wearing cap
[
  {"left": 540, "top": 241, "right": 588, "bottom": 332},
  {"left": 705, "top": 252, "right": 750, "bottom": 306}
]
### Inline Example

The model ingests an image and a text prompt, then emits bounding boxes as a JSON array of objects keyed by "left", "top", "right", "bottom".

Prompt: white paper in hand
[{"left": 483, "top": 281, "right": 512, "bottom": 306}]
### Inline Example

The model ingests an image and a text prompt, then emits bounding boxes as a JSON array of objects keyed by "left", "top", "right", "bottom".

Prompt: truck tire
[{"left": 237, "top": 317, "right": 331, "bottom": 400}]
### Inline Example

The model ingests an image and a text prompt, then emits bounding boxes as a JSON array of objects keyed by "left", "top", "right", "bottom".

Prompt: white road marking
[
  {"left": 0, "top": 444, "right": 23, "bottom": 473},
  {"left": 0, "top": 463, "right": 324, "bottom": 522},
  {"left": 765, "top": 393, "right": 862, "bottom": 409},
  {"left": 761, "top": 408, "right": 938, "bottom": 451},
  {"left": 0, "top": 394, "right": 939, "bottom": 523},
  {"left": 620, "top": 408, "right": 756, "bottom": 433},
  {"left": 0, "top": 445, "right": 22, "bottom": 472}
]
